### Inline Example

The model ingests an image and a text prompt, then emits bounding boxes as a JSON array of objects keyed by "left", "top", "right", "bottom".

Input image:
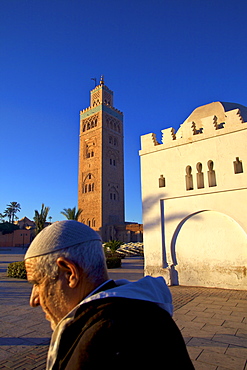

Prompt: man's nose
[{"left": 30, "top": 286, "right": 40, "bottom": 307}]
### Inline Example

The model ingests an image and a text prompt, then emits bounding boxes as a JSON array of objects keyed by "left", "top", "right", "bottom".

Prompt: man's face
[{"left": 25, "top": 258, "right": 69, "bottom": 330}]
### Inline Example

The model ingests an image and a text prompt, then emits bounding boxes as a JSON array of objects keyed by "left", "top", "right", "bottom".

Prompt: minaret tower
[{"left": 78, "top": 76, "right": 125, "bottom": 240}]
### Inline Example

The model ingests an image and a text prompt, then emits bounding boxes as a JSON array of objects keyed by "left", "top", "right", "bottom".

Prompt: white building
[{"left": 139, "top": 102, "right": 247, "bottom": 290}]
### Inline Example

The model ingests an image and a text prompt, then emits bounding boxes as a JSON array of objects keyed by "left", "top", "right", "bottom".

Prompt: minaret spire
[{"left": 100, "top": 75, "right": 104, "bottom": 85}]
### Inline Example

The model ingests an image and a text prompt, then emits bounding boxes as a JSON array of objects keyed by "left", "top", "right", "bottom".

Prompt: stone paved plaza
[{"left": 0, "top": 248, "right": 246, "bottom": 369}]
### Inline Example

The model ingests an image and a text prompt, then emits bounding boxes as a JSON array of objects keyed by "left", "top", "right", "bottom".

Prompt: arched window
[
  {"left": 159, "top": 175, "right": 165, "bottom": 188},
  {"left": 185, "top": 165, "right": 193, "bottom": 190},
  {"left": 109, "top": 187, "right": 118, "bottom": 201},
  {"left": 196, "top": 162, "right": 204, "bottom": 189},
  {"left": 83, "top": 172, "right": 95, "bottom": 195},
  {"left": 109, "top": 153, "right": 116, "bottom": 166},
  {"left": 207, "top": 160, "right": 217, "bottom": 187},
  {"left": 92, "top": 219, "right": 96, "bottom": 227},
  {"left": 234, "top": 157, "right": 243, "bottom": 174}
]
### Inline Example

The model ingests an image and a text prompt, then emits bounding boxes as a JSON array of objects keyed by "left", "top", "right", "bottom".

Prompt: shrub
[
  {"left": 0, "top": 222, "right": 19, "bottom": 235},
  {"left": 7, "top": 255, "right": 122, "bottom": 278},
  {"left": 104, "top": 240, "right": 123, "bottom": 253},
  {"left": 106, "top": 256, "right": 122, "bottom": 269},
  {"left": 7, "top": 261, "right": 27, "bottom": 279}
]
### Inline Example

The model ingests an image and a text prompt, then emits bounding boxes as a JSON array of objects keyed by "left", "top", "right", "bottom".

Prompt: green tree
[
  {"left": 104, "top": 240, "right": 123, "bottom": 253},
  {"left": 60, "top": 207, "right": 83, "bottom": 221},
  {"left": 0, "top": 213, "right": 6, "bottom": 223},
  {"left": 0, "top": 222, "right": 19, "bottom": 235},
  {"left": 4, "top": 202, "right": 21, "bottom": 223},
  {"left": 34, "top": 203, "right": 50, "bottom": 235}
]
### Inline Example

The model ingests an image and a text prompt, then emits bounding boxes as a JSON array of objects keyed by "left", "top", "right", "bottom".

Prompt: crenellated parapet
[
  {"left": 140, "top": 102, "right": 247, "bottom": 153},
  {"left": 80, "top": 104, "right": 123, "bottom": 116}
]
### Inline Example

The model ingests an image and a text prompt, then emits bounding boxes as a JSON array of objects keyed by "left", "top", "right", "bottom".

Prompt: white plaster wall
[
  {"left": 174, "top": 210, "right": 247, "bottom": 289},
  {"left": 140, "top": 120, "right": 247, "bottom": 289}
]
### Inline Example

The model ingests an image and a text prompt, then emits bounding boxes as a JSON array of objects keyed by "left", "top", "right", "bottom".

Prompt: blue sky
[{"left": 1, "top": 0, "right": 247, "bottom": 224}]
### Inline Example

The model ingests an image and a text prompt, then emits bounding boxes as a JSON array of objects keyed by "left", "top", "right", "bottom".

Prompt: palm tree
[
  {"left": 0, "top": 213, "right": 5, "bottom": 223},
  {"left": 34, "top": 203, "right": 50, "bottom": 235},
  {"left": 60, "top": 207, "right": 83, "bottom": 221},
  {"left": 3, "top": 208, "right": 12, "bottom": 223},
  {"left": 4, "top": 202, "right": 21, "bottom": 223}
]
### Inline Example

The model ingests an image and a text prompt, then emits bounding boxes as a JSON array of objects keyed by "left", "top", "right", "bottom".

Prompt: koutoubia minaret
[{"left": 78, "top": 76, "right": 125, "bottom": 240}]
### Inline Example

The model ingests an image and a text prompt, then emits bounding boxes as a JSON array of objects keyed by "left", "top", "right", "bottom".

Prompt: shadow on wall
[
  {"left": 142, "top": 194, "right": 189, "bottom": 231},
  {"left": 171, "top": 210, "right": 206, "bottom": 266},
  {"left": 142, "top": 194, "right": 192, "bottom": 272},
  {"left": 170, "top": 211, "right": 205, "bottom": 285}
]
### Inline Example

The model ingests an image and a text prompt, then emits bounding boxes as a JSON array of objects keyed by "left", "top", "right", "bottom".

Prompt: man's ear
[{"left": 56, "top": 257, "right": 80, "bottom": 288}]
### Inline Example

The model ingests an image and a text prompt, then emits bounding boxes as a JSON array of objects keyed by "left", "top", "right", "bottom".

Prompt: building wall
[
  {"left": 0, "top": 229, "right": 32, "bottom": 248},
  {"left": 78, "top": 79, "right": 125, "bottom": 241},
  {"left": 140, "top": 102, "right": 247, "bottom": 289}
]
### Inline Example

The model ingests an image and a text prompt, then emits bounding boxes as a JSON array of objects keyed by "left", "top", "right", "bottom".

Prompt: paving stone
[
  {"left": 235, "top": 328, "right": 247, "bottom": 339},
  {"left": 178, "top": 320, "right": 206, "bottom": 331},
  {"left": 225, "top": 344, "right": 247, "bottom": 360},
  {"left": 192, "top": 311, "right": 215, "bottom": 319},
  {"left": 186, "top": 346, "right": 203, "bottom": 360},
  {"left": 182, "top": 328, "right": 214, "bottom": 340},
  {"left": 204, "top": 307, "right": 233, "bottom": 315},
  {"left": 223, "top": 317, "right": 247, "bottom": 326},
  {"left": 201, "top": 323, "right": 237, "bottom": 336},
  {"left": 192, "top": 316, "right": 225, "bottom": 326},
  {"left": 187, "top": 337, "right": 228, "bottom": 354},
  {"left": 173, "top": 312, "right": 197, "bottom": 321},
  {"left": 197, "top": 349, "right": 246, "bottom": 369},
  {"left": 229, "top": 306, "right": 247, "bottom": 312},
  {"left": 213, "top": 334, "right": 247, "bottom": 348},
  {"left": 192, "top": 360, "right": 217, "bottom": 369}
]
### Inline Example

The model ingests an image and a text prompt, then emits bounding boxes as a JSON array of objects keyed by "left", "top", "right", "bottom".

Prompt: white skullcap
[{"left": 25, "top": 220, "right": 102, "bottom": 260}]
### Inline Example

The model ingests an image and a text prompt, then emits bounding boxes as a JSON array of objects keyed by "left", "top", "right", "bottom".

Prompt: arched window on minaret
[
  {"left": 82, "top": 173, "right": 95, "bottom": 194},
  {"left": 109, "top": 186, "right": 119, "bottom": 201}
]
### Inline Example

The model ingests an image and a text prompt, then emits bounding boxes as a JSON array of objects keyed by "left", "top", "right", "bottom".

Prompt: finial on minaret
[
  {"left": 100, "top": 75, "right": 104, "bottom": 85},
  {"left": 91, "top": 77, "right": 97, "bottom": 87}
]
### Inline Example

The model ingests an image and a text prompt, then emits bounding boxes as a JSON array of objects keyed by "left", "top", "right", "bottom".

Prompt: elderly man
[{"left": 25, "top": 220, "right": 194, "bottom": 370}]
